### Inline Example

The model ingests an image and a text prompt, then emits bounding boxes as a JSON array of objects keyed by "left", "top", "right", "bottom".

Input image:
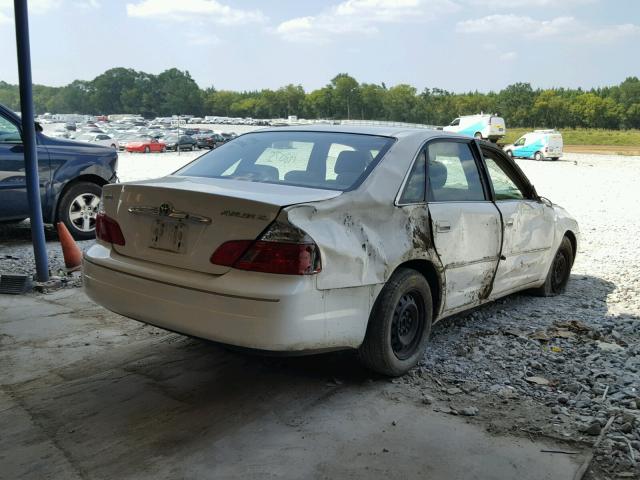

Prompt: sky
[{"left": 0, "top": 0, "right": 639, "bottom": 93}]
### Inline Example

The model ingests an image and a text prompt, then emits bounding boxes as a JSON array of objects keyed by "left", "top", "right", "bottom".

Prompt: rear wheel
[
  {"left": 358, "top": 268, "right": 433, "bottom": 376},
  {"left": 474, "top": 132, "right": 483, "bottom": 140},
  {"left": 110, "top": 144, "right": 116, "bottom": 149},
  {"left": 144, "top": 146, "right": 150, "bottom": 153},
  {"left": 506, "top": 150, "right": 513, "bottom": 159},
  {"left": 57, "top": 181, "right": 102, "bottom": 240},
  {"left": 161, "top": 146, "right": 167, "bottom": 153},
  {"left": 551, "top": 157, "right": 559, "bottom": 161},
  {"left": 534, "top": 151, "right": 543, "bottom": 161},
  {"left": 532, "top": 236, "right": 573, "bottom": 297}
]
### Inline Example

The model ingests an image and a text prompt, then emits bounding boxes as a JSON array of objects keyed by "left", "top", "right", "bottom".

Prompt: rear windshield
[{"left": 175, "top": 131, "right": 395, "bottom": 191}]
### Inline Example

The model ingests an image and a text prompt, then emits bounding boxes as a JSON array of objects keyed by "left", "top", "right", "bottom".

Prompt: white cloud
[
  {"left": 456, "top": 14, "right": 575, "bottom": 36},
  {"left": 0, "top": 0, "right": 62, "bottom": 26},
  {"left": 583, "top": 23, "right": 640, "bottom": 43},
  {"left": 457, "top": 14, "right": 640, "bottom": 43},
  {"left": 0, "top": 0, "right": 94, "bottom": 24},
  {"left": 75, "top": 0, "right": 101, "bottom": 8},
  {"left": 126, "top": 0, "right": 266, "bottom": 25},
  {"left": 275, "top": 0, "right": 460, "bottom": 43},
  {"left": 466, "top": 0, "right": 594, "bottom": 7},
  {"left": 499, "top": 51, "right": 517, "bottom": 61}
]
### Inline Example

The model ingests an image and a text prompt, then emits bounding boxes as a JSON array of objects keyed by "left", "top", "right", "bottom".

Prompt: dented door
[
  {"left": 491, "top": 200, "right": 555, "bottom": 295},
  {"left": 425, "top": 140, "right": 501, "bottom": 312},
  {"left": 429, "top": 203, "right": 501, "bottom": 311}
]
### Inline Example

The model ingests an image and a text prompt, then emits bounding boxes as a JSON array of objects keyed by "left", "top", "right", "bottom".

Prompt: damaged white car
[{"left": 84, "top": 126, "right": 579, "bottom": 376}]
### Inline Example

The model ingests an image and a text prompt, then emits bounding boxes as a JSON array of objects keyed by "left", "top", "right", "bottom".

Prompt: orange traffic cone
[{"left": 57, "top": 222, "right": 83, "bottom": 271}]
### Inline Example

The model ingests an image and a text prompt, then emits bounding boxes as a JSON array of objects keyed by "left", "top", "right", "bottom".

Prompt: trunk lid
[{"left": 102, "top": 175, "right": 341, "bottom": 275}]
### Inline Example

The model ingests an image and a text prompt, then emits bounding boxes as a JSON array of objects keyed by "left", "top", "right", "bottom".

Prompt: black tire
[
  {"left": 358, "top": 268, "right": 433, "bottom": 376},
  {"left": 57, "top": 181, "right": 103, "bottom": 240},
  {"left": 531, "top": 236, "right": 574, "bottom": 297},
  {"left": 506, "top": 150, "right": 513, "bottom": 159},
  {"left": 161, "top": 146, "right": 167, "bottom": 153},
  {"left": 551, "top": 157, "right": 559, "bottom": 161},
  {"left": 144, "top": 146, "right": 150, "bottom": 153},
  {"left": 474, "top": 132, "right": 483, "bottom": 140},
  {"left": 110, "top": 144, "right": 116, "bottom": 150},
  {"left": 534, "top": 151, "right": 543, "bottom": 161}
]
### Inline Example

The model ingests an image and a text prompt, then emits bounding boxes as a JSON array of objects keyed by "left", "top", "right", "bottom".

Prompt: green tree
[{"left": 331, "top": 73, "right": 360, "bottom": 119}]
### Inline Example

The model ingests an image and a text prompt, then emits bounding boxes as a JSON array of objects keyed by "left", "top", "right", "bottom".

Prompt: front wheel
[
  {"left": 506, "top": 150, "right": 513, "bottom": 159},
  {"left": 474, "top": 132, "right": 483, "bottom": 140},
  {"left": 531, "top": 236, "right": 574, "bottom": 297},
  {"left": 534, "top": 151, "right": 543, "bottom": 161},
  {"left": 57, "top": 181, "right": 102, "bottom": 240},
  {"left": 358, "top": 268, "right": 433, "bottom": 376}
]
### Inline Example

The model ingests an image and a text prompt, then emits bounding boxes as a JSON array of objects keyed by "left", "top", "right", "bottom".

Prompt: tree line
[{"left": 1, "top": 68, "right": 639, "bottom": 129}]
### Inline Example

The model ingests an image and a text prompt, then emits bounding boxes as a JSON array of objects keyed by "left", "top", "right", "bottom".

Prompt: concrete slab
[{"left": 1, "top": 292, "right": 588, "bottom": 479}]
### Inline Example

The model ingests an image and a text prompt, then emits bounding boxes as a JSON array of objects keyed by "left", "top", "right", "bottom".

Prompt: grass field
[{"left": 501, "top": 128, "right": 640, "bottom": 155}]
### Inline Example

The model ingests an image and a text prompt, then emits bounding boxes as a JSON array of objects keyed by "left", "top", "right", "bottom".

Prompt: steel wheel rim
[
  {"left": 551, "top": 251, "right": 568, "bottom": 291},
  {"left": 68, "top": 193, "right": 100, "bottom": 232},
  {"left": 391, "top": 291, "right": 425, "bottom": 360}
]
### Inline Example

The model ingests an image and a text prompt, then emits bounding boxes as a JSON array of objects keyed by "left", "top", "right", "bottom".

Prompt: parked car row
[{"left": 46, "top": 118, "right": 239, "bottom": 154}]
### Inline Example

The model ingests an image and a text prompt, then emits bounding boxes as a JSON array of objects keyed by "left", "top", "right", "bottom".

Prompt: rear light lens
[
  {"left": 210, "top": 221, "right": 321, "bottom": 275},
  {"left": 96, "top": 212, "right": 126, "bottom": 246},
  {"left": 210, "top": 240, "right": 252, "bottom": 266}
]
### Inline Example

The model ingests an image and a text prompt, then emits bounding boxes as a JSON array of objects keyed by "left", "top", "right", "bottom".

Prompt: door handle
[{"left": 436, "top": 221, "right": 451, "bottom": 232}]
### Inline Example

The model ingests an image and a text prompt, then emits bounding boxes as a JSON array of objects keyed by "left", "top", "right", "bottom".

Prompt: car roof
[{"left": 251, "top": 124, "right": 466, "bottom": 141}]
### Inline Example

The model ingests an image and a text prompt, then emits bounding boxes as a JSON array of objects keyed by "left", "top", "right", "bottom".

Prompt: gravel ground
[{"left": 1, "top": 151, "right": 639, "bottom": 478}]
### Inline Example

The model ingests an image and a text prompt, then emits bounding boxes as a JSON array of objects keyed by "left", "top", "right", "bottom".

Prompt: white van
[
  {"left": 442, "top": 113, "right": 506, "bottom": 142},
  {"left": 503, "top": 130, "right": 563, "bottom": 161}
]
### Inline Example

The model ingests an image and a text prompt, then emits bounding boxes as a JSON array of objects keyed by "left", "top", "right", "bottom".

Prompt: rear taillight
[
  {"left": 210, "top": 221, "right": 321, "bottom": 275},
  {"left": 96, "top": 212, "right": 126, "bottom": 246}
]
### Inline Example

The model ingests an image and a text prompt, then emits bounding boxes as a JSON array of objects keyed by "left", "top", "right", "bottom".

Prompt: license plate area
[{"left": 150, "top": 219, "right": 187, "bottom": 253}]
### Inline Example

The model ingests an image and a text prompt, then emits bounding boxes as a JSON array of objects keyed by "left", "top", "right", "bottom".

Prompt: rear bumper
[{"left": 83, "top": 244, "right": 370, "bottom": 351}]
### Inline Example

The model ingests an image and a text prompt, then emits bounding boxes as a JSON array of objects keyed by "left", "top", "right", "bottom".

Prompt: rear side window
[
  {"left": 399, "top": 150, "right": 426, "bottom": 204},
  {"left": 427, "top": 142, "right": 485, "bottom": 202},
  {"left": 176, "top": 131, "right": 394, "bottom": 191}
]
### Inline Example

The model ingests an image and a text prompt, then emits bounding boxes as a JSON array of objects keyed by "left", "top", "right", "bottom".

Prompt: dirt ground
[
  {"left": 1, "top": 150, "right": 639, "bottom": 479},
  {"left": 564, "top": 145, "right": 640, "bottom": 156}
]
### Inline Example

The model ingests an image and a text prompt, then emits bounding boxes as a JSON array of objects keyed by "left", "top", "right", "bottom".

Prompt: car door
[
  {"left": 426, "top": 140, "right": 502, "bottom": 312},
  {"left": 0, "top": 113, "right": 51, "bottom": 221},
  {"left": 480, "top": 146, "right": 555, "bottom": 296},
  {"left": 512, "top": 137, "right": 527, "bottom": 157}
]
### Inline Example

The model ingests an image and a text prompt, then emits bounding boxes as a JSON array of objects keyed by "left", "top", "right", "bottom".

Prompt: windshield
[{"left": 175, "top": 131, "right": 395, "bottom": 191}]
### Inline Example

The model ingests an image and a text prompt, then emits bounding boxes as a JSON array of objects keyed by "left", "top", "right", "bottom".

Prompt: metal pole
[{"left": 14, "top": 0, "right": 49, "bottom": 282}]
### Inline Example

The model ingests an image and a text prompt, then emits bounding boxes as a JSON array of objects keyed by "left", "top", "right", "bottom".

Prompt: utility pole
[{"left": 14, "top": 0, "right": 49, "bottom": 282}]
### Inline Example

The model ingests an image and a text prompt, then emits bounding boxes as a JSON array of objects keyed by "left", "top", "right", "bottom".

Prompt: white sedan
[
  {"left": 84, "top": 126, "right": 579, "bottom": 376},
  {"left": 73, "top": 133, "right": 119, "bottom": 150}
]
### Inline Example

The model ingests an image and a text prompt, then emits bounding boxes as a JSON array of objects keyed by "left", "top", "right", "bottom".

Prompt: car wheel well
[
  {"left": 392, "top": 260, "right": 442, "bottom": 320},
  {"left": 54, "top": 175, "right": 107, "bottom": 222},
  {"left": 563, "top": 230, "right": 577, "bottom": 265}
]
